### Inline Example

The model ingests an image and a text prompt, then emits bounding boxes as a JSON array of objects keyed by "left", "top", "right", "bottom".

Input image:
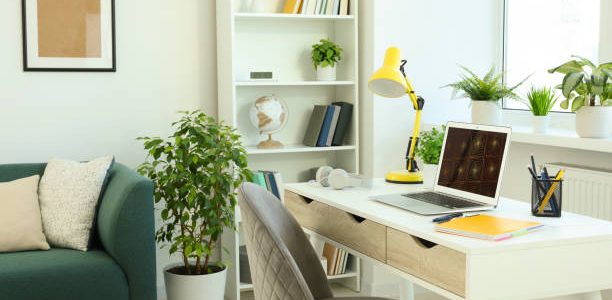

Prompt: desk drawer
[
  {"left": 285, "top": 191, "right": 328, "bottom": 233},
  {"left": 321, "top": 204, "right": 387, "bottom": 262},
  {"left": 387, "top": 228, "right": 466, "bottom": 297}
]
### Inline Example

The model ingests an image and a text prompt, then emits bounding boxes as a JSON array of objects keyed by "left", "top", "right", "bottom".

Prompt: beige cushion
[
  {"left": 39, "top": 156, "right": 114, "bottom": 251},
  {"left": 0, "top": 175, "right": 50, "bottom": 252}
]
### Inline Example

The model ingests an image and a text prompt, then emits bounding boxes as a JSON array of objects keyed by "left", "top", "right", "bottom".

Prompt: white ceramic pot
[
  {"left": 471, "top": 101, "right": 501, "bottom": 125},
  {"left": 575, "top": 106, "right": 612, "bottom": 138},
  {"left": 532, "top": 115, "right": 550, "bottom": 134},
  {"left": 164, "top": 263, "right": 227, "bottom": 300},
  {"left": 421, "top": 164, "right": 439, "bottom": 187},
  {"left": 316, "top": 65, "right": 337, "bottom": 81}
]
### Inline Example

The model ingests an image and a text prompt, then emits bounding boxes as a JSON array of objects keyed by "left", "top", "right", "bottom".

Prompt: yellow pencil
[{"left": 537, "top": 169, "right": 565, "bottom": 214}]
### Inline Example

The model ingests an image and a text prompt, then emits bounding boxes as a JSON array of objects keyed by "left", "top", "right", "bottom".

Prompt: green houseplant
[
  {"left": 445, "top": 66, "right": 527, "bottom": 125},
  {"left": 524, "top": 86, "right": 558, "bottom": 134},
  {"left": 311, "top": 38, "right": 343, "bottom": 81},
  {"left": 137, "top": 111, "right": 251, "bottom": 300},
  {"left": 548, "top": 56, "right": 612, "bottom": 138},
  {"left": 415, "top": 126, "right": 445, "bottom": 185}
]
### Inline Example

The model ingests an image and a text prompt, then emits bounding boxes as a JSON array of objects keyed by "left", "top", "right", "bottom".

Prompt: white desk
[{"left": 284, "top": 180, "right": 612, "bottom": 300}]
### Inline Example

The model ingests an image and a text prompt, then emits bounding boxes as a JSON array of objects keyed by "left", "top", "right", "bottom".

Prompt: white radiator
[{"left": 544, "top": 163, "right": 612, "bottom": 221}]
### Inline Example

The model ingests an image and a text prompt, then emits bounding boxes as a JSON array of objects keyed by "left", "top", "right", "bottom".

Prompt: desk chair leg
[{"left": 399, "top": 280, "right": 415, "bottom": 300}]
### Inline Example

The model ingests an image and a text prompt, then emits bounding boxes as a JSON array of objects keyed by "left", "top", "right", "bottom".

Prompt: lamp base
[{"left": 385, "top": 170, "right": 423, "bottom": 184}]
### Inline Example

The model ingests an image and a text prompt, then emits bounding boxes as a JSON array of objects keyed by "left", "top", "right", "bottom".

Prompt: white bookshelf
[{"left": 216, "top": 1, "right": 360, "bottom": 299}]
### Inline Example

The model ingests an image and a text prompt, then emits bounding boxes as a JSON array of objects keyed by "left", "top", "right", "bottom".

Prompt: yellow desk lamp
[{"left": 368, "top": 47, "right": 425, "bottom": 184}]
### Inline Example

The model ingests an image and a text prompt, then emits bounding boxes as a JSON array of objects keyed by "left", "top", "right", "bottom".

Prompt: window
[{"left": 503, "top": 0, "right": 601, "bottom": 112}]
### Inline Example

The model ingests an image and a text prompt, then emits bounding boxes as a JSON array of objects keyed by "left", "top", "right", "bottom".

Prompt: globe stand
[{"left": 257, "top": 134, "right": 283, "bottom": 149}]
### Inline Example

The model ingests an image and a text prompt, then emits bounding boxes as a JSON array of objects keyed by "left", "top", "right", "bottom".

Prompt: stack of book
[
  {"left": 303, "top": 102, "right": 353, "bottom": 147},
  {"left": 283, "top": 0, "right": 350, "bottom": 16},
  {"left": 250, "top": 170, "right": 284, "bottom": 200},
  {"left": 322, "top": 242, "right": 351, "bottom": 275}
]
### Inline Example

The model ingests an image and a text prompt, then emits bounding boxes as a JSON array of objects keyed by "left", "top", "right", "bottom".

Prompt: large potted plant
[
  {"left": 138, "top": 111, "right": 251, "bottom": 300},
  {"left": 445, "top": 66, "right": 527, "bottom": 125},
  {"left": 415, "top": 125, "right": 445, "bottom": 186},
  {"left": 311, "top": 38, "right": 343, "bottom": 81},
  {"left": 548, "top": 56, "right": 612, "bottom": 138},
  {"left": 524, "top": 86, "right": 558, "bottom": 134}
]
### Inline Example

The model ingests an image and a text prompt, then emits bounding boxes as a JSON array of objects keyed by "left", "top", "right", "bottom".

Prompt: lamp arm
[{"left": 402, "top": 75, "right": 425, "bottom": 172}]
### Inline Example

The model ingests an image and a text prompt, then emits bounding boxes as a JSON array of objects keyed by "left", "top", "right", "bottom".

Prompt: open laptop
[{"left": 372, "top": 122, "right": 512, "bottom": 215}]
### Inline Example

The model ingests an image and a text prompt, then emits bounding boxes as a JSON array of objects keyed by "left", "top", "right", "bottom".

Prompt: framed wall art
[{"left": 22, "top": 0, "right": 116, "bottom": 72}]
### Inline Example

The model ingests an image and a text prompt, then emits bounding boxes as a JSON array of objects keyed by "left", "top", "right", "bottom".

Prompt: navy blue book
[
  {"left": 265, "top": 171, "right": 280, "bottom": 200},
  {"left": 317, "top": 105, "right": 336, "bottom": 147}
]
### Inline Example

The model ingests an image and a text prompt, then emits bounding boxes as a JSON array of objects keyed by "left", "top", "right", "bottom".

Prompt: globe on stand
[{"left": 249, "top": 95, "right": 288, "bottom": 149}]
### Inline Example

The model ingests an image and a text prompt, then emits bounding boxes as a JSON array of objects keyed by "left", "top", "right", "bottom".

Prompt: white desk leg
[
  {"left": 542, "top": 291, "right": 603, "bottom": 300},
  {"left": 399, "top": 280, "right": 415, "bottom": 300}
]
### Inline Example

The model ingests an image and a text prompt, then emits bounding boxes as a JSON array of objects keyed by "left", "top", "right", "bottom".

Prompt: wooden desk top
[{"left": 285, "top": 179, "right": 612, "bottom": 255}]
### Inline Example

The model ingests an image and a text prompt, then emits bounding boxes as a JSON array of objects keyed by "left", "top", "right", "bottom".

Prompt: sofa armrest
[{"left": 97, "top": 163, "right": 156, "bottom": 300}]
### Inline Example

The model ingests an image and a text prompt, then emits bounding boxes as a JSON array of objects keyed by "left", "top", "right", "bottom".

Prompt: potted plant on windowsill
[
  {"left": 524, "top": 86, "right": 558, "bottom": 134},
  {"left": 548, "top": 56, "right": 612, "bottom": 138},
  {"left": 311, "top": 38, "right": 343, "bottom": 81},
  {"left": 137, "top": 111, "right": 251, "bottom": 300},
  {"left": 415, "top": 125, "right": 445, "bottom": 186},
  {"left": 445, "top": 66, "right": 528, "bottom": 125}
]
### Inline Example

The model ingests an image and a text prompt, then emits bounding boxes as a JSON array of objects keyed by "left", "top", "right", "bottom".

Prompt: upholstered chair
[{"left": 238, "top": 182, "right": 392, "bottom": 300}]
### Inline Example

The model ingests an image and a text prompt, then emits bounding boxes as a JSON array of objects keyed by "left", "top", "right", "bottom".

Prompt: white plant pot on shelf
[
  {"left": 575, "top": 106, "right": 612, "bottom": 138},
  {"left": 316, "top": 65, "right": 337, "bottom": 81},
  {"left": 532, "top": 115, "right": 550, "bottom": 134},
  {"left": 164, "top": 264, "right": 227, "bottom": 300},
  {"left": 421, "top": 164, "right": 439, "bottom": 187},
  {"left": 471, "top": 101, "right": 501, "bottom": 125}
]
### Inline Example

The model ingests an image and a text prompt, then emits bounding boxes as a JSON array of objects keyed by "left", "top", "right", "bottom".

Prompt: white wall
[{"left": 0, "top": 0, "right": 219, "bottom": 291}]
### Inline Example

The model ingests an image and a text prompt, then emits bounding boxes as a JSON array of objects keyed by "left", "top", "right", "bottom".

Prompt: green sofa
[{"left": 0, "top": 163, "right": 156, "bottom": 300}]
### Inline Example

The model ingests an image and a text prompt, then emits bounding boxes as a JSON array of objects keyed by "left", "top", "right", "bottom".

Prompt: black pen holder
[{"left": 531, "top": 176, "right": 562, "bottom": 217}]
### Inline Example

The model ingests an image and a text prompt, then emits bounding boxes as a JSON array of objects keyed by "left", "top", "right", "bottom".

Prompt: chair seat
[{"left": 0, "top": 248, "right": 129, "bottom": 300}]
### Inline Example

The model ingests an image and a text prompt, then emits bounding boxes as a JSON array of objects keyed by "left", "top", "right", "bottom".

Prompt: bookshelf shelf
[
  {"left": 234, "top": 12, "right": 355, "bottom": 21},
  {"left": 246, "top": 144, "right": 356, "bottom": 155},
  {"left": 217, "top": 1, "right": 360, "bottom": 299},
  {"left": 235, "top": 80, "right": 355, "bottom": 87}
]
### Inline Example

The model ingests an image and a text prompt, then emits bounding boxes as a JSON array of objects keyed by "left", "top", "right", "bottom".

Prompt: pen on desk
[
  {"left": 537, "top": 169, "right": 565, "bottom": 214},
  {"left": 432, "top": 213, "right": 463, "bottom": 223}
]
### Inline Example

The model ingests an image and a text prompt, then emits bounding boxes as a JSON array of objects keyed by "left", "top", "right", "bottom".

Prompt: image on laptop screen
[{"left": 437, "top": 127, "right": 508, "bottom": 198}]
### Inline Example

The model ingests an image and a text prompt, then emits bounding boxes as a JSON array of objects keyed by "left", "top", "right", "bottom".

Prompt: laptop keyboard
[{"left": 403, "top": 192, "right": 479, "bottom": 209}]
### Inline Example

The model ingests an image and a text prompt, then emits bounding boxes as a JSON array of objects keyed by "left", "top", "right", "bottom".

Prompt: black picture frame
[{"left": 21, "top": 0, "right": 116, "bottom": 72}]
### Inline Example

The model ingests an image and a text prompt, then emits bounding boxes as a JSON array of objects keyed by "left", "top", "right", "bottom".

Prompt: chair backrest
[{"left": 238, "top": 182, "right": 333, "bottom": 300}]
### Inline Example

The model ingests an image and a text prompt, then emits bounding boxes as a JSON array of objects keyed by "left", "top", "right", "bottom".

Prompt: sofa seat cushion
[{"left": 0, "top": 248, "right": 129, "bottom": 300}]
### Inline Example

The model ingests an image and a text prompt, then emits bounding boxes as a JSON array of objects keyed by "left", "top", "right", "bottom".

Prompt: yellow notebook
[
  {"left": 283, "top": 0, "right": 302, "bottom": 14},
  {"left": 435, "top": 214, "right": 543, "bottom": 241}
]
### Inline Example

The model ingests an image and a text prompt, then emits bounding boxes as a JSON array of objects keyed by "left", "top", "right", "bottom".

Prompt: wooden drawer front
[
  {"left": 284, "top": 191, "right": 328, "bottom": 233},
  {"left": 387, "top": 228, "right": 466, "bottom": 297},
  {"left": 319, "top": 205, "right": 387, "bottom": 262}
]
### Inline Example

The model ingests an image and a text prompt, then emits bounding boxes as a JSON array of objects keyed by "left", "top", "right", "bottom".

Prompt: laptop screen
[{"left": 436, "top": 127, "right": 509, "bottom": 198}]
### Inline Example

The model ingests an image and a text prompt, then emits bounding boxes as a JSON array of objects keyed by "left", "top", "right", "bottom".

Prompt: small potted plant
[
  {"left": 311, "top": 38, "right": 343, "bottom": 81},
  {"left": 445, "top": 66, "right": 527, "bottom": 125},
  {"left": 524, "top": 86, "right": 558, "bottom": 134},
  {"left": 548, "top": 56, "right": 612, "bottom": 138},
  {"left": 138, "top": 111, "right": 251, "bottom": 300},
  {"left": 415, "top": 125, "right": 445, "bottom": 185}
]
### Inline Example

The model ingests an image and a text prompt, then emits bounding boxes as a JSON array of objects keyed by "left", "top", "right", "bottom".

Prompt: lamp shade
[{"left": 368, "top": 47, "right": 407, "bottom": 98}]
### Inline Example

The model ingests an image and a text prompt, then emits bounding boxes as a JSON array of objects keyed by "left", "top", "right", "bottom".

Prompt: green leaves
[
  {"left": 562, "top": 73, "right": 584, "bottom": 98},
  {"left": 444, "top": 66, "right": 527, "bottom": 101},
  {"left": 311, "top": 38, "right": 343, "bottom": 70},
  {"left": 416, "top": 126, "right": 445, "bottom": 165},
  {"left": 137, "top": 110, "right": 251, "bottom": 275},
  {"left": 548, "top": 60, "right": 584, "bottom": 74},
  {"left": 525, "top": 86, "right": 558, "bottom": 116}
]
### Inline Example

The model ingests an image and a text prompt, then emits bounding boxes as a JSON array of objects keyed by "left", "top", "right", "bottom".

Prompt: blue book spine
[
  {"left": 266, "top": 172, "right": 280, "bottom": 200},
  {"left": 317, "top": 105, "right": 335, "bottom": 147}
]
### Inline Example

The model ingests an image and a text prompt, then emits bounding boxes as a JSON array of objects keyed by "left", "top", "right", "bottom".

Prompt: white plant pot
[
  {"left": 575, "top": 106, "right": 612, "bottom": 138},
  {"left": 421, "top": 164, "right": 439, "bottom": 187},
  {"left": 316, "top": 65, "right": 337, "bottom": 81},
  {"left": 164, "top": 263, "right": 227, "bottom": 300},
  {"left": 532, "top": 115, "right": 550, "bottom": 134},
  {"left": 471, "top": 101, "right": 501, "bottom": 125}
]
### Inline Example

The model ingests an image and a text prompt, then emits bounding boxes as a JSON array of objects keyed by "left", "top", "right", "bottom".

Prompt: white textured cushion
[
  {"left": 0, "top": 175, "right": 50, "bottom": 252},
  {"left": 39, "top": 156, "right": 114, "bottom": 251}
]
